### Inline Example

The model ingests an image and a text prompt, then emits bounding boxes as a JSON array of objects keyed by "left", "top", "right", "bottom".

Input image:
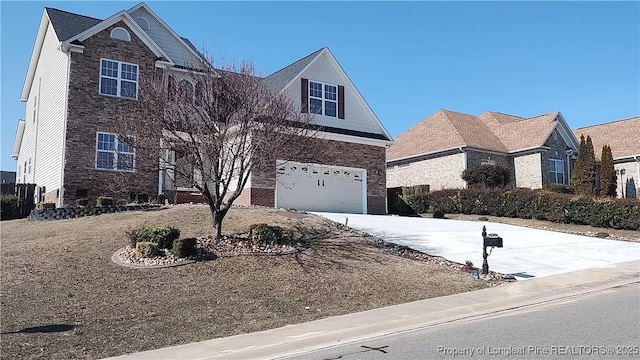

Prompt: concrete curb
[{"left": 102, "top": 260, "right": 639, "bottom": 360}]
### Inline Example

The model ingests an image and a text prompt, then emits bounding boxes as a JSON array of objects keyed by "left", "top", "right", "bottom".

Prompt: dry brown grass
[{"left": 1, "top": 205, "right": 487, "bottom": 360}]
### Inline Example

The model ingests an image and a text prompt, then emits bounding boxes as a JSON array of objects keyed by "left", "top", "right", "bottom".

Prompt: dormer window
[{"left": 99, "top": 59, "right": 138, "bottom": 99}]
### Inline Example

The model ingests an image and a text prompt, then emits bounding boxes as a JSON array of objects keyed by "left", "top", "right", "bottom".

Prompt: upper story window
[
  {"left": 549, "top": 158, "right": 565, "bottom": 184},
  {"left": 301, "top": 78, "right": 344, "bottom": 119},
  {"left": 110, "top": 27, "right": 131, "bottom": 42},
  {"left": 96, "top": 132, "right": 135, "bottom": 172},
  {"left": 99, "top": 59, "right": 138, "bottom": 99},
  {"left": 309, "top": 81, "right": 337, "bottom": 117}
]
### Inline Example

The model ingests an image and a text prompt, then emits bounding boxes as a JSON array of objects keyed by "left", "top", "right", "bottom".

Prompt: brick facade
[
  {"left": 249, "top": 136, "right": 387, "bottom": 214},
  {"left": 539, "top": 130, "right": 573, "bottom": 186},
  {"left": 63, "top": 22, "right": 159, "bottom": 205},
  {"left": 387, "top": 152, "right": 466, "bottom": 190},
  {"left": 465, "top": 150, "right": 515, "bottom": 187}
]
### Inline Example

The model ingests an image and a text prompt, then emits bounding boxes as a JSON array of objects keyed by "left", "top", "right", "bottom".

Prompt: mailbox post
[{"left": 481, "top": 226, "right": 503, "bottom": 275}]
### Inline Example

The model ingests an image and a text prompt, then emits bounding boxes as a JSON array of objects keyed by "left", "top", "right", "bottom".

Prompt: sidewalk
[{"left": 103, "top": 260, "right": 639, "bottom": 360}]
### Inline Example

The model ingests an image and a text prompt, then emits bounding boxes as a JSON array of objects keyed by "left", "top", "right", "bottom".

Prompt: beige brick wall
[
  {"left": 614, "top": 161, "right": 639, "bottom": 198},
  {"left": 514, "top": 153, "right": 542, "bottom": 189},
  {"left": 387, "top": 153, "right": 466, "bottom": 190}
]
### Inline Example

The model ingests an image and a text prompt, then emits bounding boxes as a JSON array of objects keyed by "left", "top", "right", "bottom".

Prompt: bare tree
[{"left": 116, "top": 58, "right": 316, "bottom": 238}]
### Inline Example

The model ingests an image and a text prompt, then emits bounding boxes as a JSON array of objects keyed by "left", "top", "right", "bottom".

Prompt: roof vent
[
  {"left": 110, "top": 27, "right": 131, "bottom": 41},
  {"left": 135, "top": 17, "right": 151, "bottom": 31}
]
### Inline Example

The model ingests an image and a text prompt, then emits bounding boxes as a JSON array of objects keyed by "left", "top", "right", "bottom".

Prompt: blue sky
[{"left": 1, "top": 1, "right": 639, "bottom": 172}]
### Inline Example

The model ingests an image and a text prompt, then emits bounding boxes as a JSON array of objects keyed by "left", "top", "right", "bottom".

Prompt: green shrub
[
  {"left": 130, "top": 225, "right": 181, "bottom": 249},
  {"left": 462, "top": 165, "right": 511, "bottom": 188},
  {"left": 396, "top": 188, "right": 639, "bottom": 230},
  {"left": 1, "top": 194, "right": 19, "bottom": 220},
  {"left": 36, "top": 202, "right": 56, "bottom": 210},
  {"left": 250, "top": 223, "right": 285, "bottom": 245},
  {"left": 135, "top": 241, "right": 162, "bottom": 258},
  {"left": 543, "top": 184, "right": 574, "bottom": 194},
  {"left": 172, "top": 238, "right": 198, "bottom": 258},
  {"left": 96, "top": 196, "right": 114, "bottom": 207},
  {"left": 432, "top": 210, "right": 445, "bottom": 219}
]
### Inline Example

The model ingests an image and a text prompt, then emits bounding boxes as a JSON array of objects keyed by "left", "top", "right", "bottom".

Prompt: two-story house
[{"left": 11, "top": 2, "right": 393, "bottom": 214}]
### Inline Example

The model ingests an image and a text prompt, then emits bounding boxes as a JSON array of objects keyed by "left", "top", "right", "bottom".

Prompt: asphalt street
[{"left": 282, "top": 282, "right": 640, "bottom": 360}]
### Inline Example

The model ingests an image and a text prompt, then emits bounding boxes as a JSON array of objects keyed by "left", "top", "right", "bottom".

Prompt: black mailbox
[{"left": 484, "top": 233, "right": 503, "bottom": 248}]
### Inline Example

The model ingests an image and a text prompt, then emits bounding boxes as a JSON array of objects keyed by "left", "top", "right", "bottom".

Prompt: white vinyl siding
[
  {"left": 289, "top": 52, "right": 385, "bottom": 136},
  {"left": 17, "top": 21, "right": 69, "bottom": 193},
  {"left": 127, "top": 8, "right": 200, "bottom": 67}
]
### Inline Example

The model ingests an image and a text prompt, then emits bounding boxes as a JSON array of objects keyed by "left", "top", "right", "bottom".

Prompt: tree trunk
[{"left": 212, "top": 207, "right": 229, "bottom": 239}]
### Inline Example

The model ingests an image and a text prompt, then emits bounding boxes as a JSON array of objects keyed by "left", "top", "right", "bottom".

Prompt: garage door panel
[{"left": 276, "top": 160, "right": 365, "bottom": 214}]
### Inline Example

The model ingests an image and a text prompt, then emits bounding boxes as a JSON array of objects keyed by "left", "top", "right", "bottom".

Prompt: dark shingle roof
[
  {"left": 45, "top": 7, "right": 102, "bottom": 41},
  {"left": 262, "top": 48, "right": 324, "bottom": 92}
]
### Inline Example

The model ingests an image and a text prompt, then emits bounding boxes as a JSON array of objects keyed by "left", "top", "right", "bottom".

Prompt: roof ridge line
[
  {"left": 574, "top": 115, "right": 640, "bottom": 130},
  {"left": 45, "top": 7, "right": 102, "bottom": 21}
]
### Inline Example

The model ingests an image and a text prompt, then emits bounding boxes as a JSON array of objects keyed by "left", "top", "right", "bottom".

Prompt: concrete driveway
[{"left": 315, "top": 213, "right": 640, "bottom": 280}]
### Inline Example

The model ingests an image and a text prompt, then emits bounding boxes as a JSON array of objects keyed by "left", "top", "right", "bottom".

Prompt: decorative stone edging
[
  {"left": 29, "top": 204, "right": 163, "bottom": 221},
  {"left": 111, "top": 247, "right": 198, "bottom": 269}
]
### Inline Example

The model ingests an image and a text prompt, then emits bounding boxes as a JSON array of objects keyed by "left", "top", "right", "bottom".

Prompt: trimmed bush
[
  {"left": 172, "top": 237, "right": 198, "bottom": 258},
  {"left": 96, "top": 196, "right": 114, "bottom": 207},
  {"left": 396, "top": 188, "right": 639, "bottom": 230},
  {"left": 250, "top": 223, "right": 285, "bottom": 245},
  {"left": 135, "top": 241, "right": 162, "bottom": 258},
  {"left": 130, "top": 225, "right": 181, "bottom": 249},
  {"left": 461, "top": 165, "right": 511, "bottom": 188},
  {"left": 543, "top": 184, "right": 574, "bottom": 194},
  {"left": 432, "top": 210, "right": 445, "bottom": 219},
  {"left": 1, "top": 194, "right": 19, "bottom": 220}
]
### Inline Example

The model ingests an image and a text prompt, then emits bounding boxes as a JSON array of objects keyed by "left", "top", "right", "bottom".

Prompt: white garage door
[{"left": 276, "top": 160, "right": 366, "bottom": 214}]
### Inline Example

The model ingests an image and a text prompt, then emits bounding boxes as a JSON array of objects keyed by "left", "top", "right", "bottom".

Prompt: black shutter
[
  {"left": 338, "top": 85, "right": 345, "bottom": 119},
  {"left": 301, "top": 78, "right": 308, "bottom": 113}
]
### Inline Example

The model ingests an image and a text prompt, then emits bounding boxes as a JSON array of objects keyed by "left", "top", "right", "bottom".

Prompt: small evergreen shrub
[
  {"left": 250, "top": 223, "right": 285, "bottom": 245},
  {"left": 461, "top": 165, "right": 511, "bottom": 188},
  {"left": 135, "top": 241, "right": 162, "bottom": 258},
  {"left": 543, "top": 184, "right": 574, "bottom": 194},
  {"left": 432, "top": 210, "right": 445, "bottom": 219},
  {"left": 130, "top": 225, "right": 181, "bottom": 249},
  {"left": 172, "top": 237, "right": 198, "bottom": 258},
  {"left": 1, "top": 195, "right": 19, "bottom": 220},
  {"left": 96, "top": 196, "right": 114, "bottom": 207}
]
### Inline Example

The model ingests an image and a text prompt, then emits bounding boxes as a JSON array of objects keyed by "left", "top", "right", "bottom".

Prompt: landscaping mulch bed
[{"left": 1, "top": 205, "right": 491, "bottom": 360}]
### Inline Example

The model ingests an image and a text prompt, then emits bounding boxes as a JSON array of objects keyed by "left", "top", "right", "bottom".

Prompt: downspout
[
  {"left": 460, "top": 146, "right": 467, "bottom": 189},
  {"left": 565, "top": 149, "right": 574, "bottom": 185},
  {"left": 635, "top": 155, "right": 640, "bottom": 198}
]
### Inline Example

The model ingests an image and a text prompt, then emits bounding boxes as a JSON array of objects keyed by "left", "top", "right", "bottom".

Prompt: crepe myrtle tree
[{"left": 116, "top": 57, "right": 317, "bottom": 239}]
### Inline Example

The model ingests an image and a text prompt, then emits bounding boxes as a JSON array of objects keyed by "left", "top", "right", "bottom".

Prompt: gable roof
[
  {"left": 45, "top": 7, "right": 101, "bottom": 41},
  {"left": 262, "top": 47, "right": 393, "bottom": 144},
  {"left": 21, "top": 2, "right": 200, "bottom": 101},
  {"left": 387, "top": 109, "right": 568, "bottom": 162},
  {"left": 263, "top": 48, "right": 324, "bottom": 93},
  {"left": 573, "top": 116, "right": 640, "bottom": 160}
]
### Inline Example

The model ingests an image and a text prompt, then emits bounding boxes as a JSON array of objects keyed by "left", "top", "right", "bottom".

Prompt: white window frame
[
  {"left": 99, "top": 59, "right": 139, "bottom": 99},
  {"left": 309, "top": 80, "right": 337, "bottom": 117},
  {"left": 95, "top": 132, "right": 135, "bottom": 172},
  {"left": 549, "top": 158, "right": 565, "bottom": 184}
]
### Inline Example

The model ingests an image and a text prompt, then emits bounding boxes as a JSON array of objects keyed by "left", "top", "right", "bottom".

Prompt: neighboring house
[
  {"left": 11, "top": 2, "right": 393, "bottom": 214},
  {"left": 573, "top": 116, "right": 640, "bottom": 198},
  {"left": 387, "top": 109, "right": 579, "bottom": 191},
  {"left": 1, "top": 171, "right": 16, "bottom": 184}
]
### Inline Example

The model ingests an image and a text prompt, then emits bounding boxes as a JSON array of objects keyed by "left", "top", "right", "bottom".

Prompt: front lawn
[{"left": 1, "top": 205, "right": 487, "bottom": 359}]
